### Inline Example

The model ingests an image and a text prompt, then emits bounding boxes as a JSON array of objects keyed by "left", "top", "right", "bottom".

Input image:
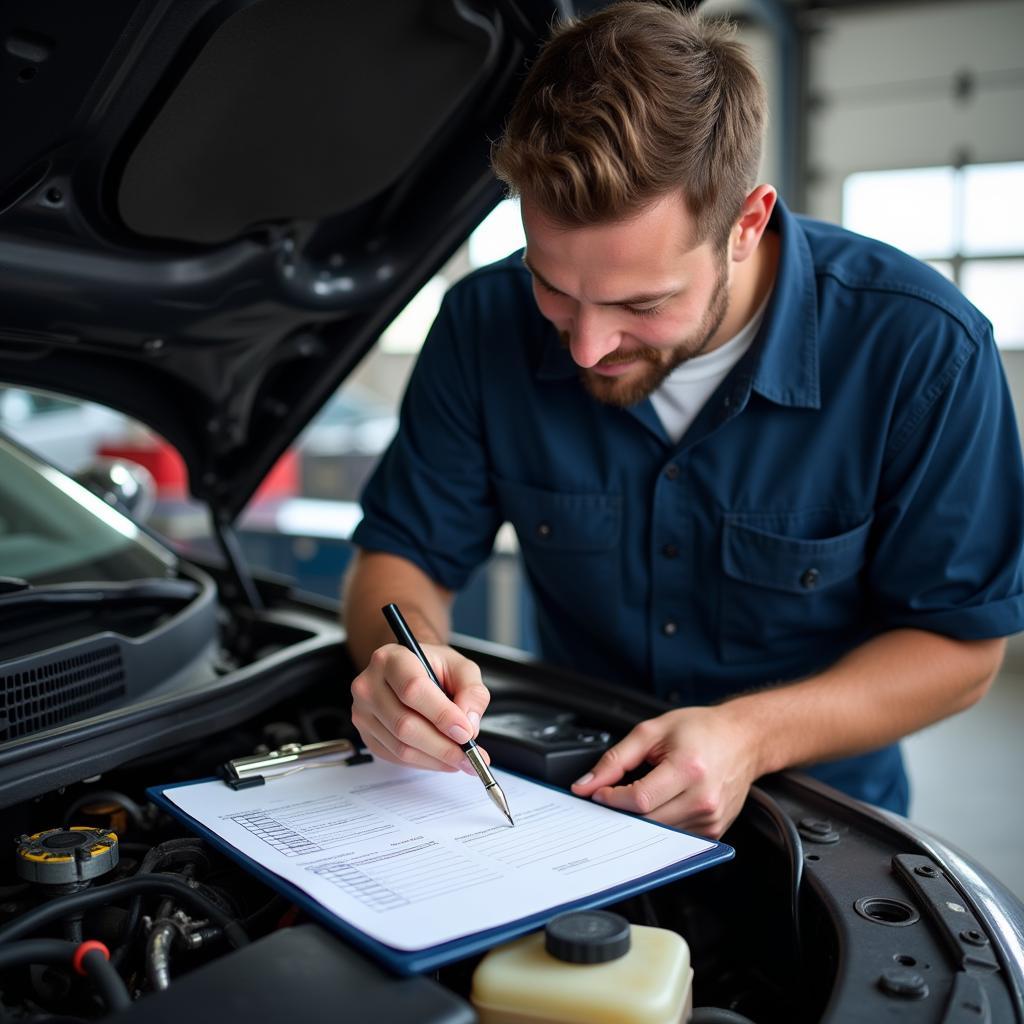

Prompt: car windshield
[{"left": 0, "top": 436, "right": 175, "bottom": 585}]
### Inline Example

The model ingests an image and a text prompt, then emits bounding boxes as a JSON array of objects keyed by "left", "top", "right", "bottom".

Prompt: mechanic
[{"left": 342, "top": 1, "right": 1024, "bottom": 838}]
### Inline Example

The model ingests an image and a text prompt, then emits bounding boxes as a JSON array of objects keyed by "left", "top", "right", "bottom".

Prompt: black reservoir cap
[{"left": 545, "top": 911, "right": 631, "bottom": 964}]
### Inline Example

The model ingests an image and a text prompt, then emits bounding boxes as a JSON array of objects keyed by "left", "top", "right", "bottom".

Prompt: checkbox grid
[{"left": 231, "top": 811, "right": 322, "bottom": 856}]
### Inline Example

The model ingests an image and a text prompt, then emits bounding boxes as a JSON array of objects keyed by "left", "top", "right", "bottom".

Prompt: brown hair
[{"left": 491, "top": 1, "right": 767, "bottom": 247}]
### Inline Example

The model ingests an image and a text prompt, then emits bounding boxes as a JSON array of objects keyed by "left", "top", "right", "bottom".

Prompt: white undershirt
[{"left": 649, "top": 290, "right": 771, "bottom": 444}]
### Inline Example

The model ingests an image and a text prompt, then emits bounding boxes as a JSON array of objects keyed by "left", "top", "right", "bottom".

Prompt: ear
[{"left": 731, "top": 184, "right": 777, "bottom": 263}]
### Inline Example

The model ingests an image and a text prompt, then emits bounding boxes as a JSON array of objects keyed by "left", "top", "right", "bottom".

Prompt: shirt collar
[
  {"left": 749, "top": 198, "right": 820, "bottom": 409},
  {"left": 535, "top": 198, "right": 820, "bottom": 410}
]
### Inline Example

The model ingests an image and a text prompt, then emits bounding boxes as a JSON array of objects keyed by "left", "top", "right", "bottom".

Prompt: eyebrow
[{"left": 522, "top": 256, "right": 679, "bottom": 307}]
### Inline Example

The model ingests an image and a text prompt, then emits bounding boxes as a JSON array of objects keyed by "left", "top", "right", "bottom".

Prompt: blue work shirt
[{"left": 353, "top": 200, "right": 1024, "bottom": 813}]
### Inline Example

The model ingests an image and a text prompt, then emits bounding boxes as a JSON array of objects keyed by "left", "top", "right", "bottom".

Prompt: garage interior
[{"left": 1, "top": 0, "right": 1021, "bottom": 902}]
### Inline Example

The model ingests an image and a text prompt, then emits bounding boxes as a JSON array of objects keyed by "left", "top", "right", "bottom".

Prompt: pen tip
[{"left": 486, "top": 780, "right": 514, "bottom": 826}]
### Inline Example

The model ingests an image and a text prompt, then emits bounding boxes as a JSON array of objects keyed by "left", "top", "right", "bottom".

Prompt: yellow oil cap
[{"left": 15, "top": 826, "right": 119, "bottom": 885}]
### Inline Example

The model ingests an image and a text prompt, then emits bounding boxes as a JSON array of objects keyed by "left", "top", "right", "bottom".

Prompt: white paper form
[{"left": 164, "top": 761, "right": 714, "bottom": 951}]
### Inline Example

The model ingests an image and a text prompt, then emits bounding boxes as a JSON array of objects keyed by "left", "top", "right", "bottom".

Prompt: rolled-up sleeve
[{"left": 870, "top": 324, "right": 1024, "bottom": 638}]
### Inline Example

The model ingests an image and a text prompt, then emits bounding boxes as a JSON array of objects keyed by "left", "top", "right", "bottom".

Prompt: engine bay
[{"left": 0, "top": 652, "right": 1017, "bottom": 1023}]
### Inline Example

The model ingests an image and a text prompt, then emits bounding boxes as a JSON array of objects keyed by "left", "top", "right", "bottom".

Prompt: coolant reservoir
[{"left": 470, "top": 910, "right": 693, "bottom": 1024}]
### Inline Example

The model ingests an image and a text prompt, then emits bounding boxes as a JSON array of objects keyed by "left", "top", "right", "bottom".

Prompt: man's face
[{"left": 522, "top": 192, "right": 732, "bottom": 407}]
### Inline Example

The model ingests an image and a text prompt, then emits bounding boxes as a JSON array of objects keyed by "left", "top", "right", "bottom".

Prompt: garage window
[{"left": 843, "top": 161, "right": 1024, "bottom": 348}]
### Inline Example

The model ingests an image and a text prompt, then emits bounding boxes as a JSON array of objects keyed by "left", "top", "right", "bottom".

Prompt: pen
[{"left": 381, "top": 603, "right": 514, "bottom": 826}]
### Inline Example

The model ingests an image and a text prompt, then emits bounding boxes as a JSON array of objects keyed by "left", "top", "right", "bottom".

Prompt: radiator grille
[{"left": 0, "top": 645, "right": 126, "bottom": 739}]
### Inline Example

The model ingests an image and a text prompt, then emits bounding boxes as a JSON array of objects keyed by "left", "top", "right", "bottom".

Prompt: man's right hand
[{"left": 350, "top": 642, "right": 492, "bottom": 773}]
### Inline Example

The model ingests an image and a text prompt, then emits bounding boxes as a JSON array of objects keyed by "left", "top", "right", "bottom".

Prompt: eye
[
  {"left": 537, "top": 279, "right": 565, "bottom": 297},
  {"left": 627, "top": 303, "right": 663, "bottom": 318}
]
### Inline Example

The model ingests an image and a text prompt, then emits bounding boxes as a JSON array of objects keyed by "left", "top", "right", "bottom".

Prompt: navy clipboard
[{"left": 148, "top": 769, "right": 733, "bottom": 976}]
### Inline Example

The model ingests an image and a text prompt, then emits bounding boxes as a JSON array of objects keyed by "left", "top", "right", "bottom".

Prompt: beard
[{"left": 569, "top": 255, "right": 731, "bottom": 409}]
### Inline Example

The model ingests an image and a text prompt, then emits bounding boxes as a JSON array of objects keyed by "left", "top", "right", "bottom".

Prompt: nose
[{"left": 567, "top": 305, "right": 620, "bottom": 368}]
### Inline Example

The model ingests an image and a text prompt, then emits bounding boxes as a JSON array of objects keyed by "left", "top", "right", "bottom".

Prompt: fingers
[
  {"left": 357, "top": 699, "right": 493, "bottom": 774},
  {"left": 436, "top": 648, "right": 491, "bottom": 739},
  {"left": 588, "top": 759, "right": 691, "bottom": 816},
  {"left": 567, "top": 713, "right": 742, "bottom": 838},
  {"left": 392, "top": 645, "right": 490, "bottom": 744},
  {"left": 356, "top": 716, "right": 459, "bottom": 773},
  {"left": 627, "top": 785, "right": 737, "bottom": 839},
  {"left": 353, "top": 649, "right": 465, "bottom": 768},
  {"left": 570, "top": 720, "right": 661, "bottom": 796},
  {"left": 586, "top": 760, "right": 741, "bottom": 840},
  {"left": 350, "top": 643, "right": 492, "bottom": 772}
]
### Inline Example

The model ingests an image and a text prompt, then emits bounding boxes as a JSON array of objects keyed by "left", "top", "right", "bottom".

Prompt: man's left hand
[{"left": 570, "top": 705, "right": 760, "bottom": 839}]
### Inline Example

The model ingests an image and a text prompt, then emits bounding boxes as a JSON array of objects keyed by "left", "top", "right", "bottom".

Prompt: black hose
[
  {"left": 80, "top": 948, "right": 131, "bottom": 1012},
  {"left": 691, "top": 1009, "right": 759, "bottom": 1024},
  {"left": 0, "top": 940, "right": 130, "bottom": 1013},
  {"left": 112, "top": 840, "right": 209, "bottom": 966},
  {"left": 0, "top": 939, "right": 77, "bottom": 970},
  {"left": 745, "top": 787, "right": 803, "bottom": 964},
  {"left": 0, "top": 876, "right": 247, "bottom": 950},
  {"left": 191, "top": 879, "right": 240, "bottom": 919}
]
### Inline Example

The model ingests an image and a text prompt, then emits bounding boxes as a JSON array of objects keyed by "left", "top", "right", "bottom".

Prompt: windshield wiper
[{"left": 0, "top": 577, "right": 200, "bottom": 610}]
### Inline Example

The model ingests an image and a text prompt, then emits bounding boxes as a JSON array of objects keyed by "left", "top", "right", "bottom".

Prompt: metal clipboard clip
[{"left": 221, "top": 739, "right": 371, "bottom": 790}]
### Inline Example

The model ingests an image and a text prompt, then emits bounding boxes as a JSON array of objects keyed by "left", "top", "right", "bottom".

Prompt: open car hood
[{"left": 0, "top": 0, "right": 563, "bottom": 520}]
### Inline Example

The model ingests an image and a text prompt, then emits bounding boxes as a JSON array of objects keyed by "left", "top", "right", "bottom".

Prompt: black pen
[{"left": 381, "top": 603, "right": 514, "bottom": 826}]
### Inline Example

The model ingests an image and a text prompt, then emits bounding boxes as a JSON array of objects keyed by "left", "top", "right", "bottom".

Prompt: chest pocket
[
  {"left": 494, "top": 478, "right": 622, "bottom": 616},
  {"left": 719, "top": 513, "right": 873, "bottom": 664}
]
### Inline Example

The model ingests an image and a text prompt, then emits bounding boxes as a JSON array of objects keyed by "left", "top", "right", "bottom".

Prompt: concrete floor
[{"left": 903, "top": 665, "right": 1024, "bottom": 901}]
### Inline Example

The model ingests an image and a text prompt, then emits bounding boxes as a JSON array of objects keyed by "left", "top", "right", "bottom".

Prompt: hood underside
[{"left": 0, "top": 0, "right": 562, "bottom": 519}]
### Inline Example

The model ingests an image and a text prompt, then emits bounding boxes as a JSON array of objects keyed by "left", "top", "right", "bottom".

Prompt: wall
[
  {"left": 801, "top": 0, "right": 1024, "bottom": 429},
  {"left": 801, "top": 0, "right": 1024, "bottom": 662}
]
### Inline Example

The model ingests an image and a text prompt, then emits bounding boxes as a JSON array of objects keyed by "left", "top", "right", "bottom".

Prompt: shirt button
[
  {"left": 662, "top": 620, "right": 678, "bottom": 637},
  {"left": 536, "top": 521, "right": 552, "bottom": 539},
  {"left": 800, "top": 568, "right": 820, "bottom": 589},
  {"left": 662, "top": 543, "right": 679, "bottom": 558},
  {"left": 667, "top": 690, "right": 682, "bottom": 703},
  {"left": 663, "top": 464, "right": 680, "bottom": 481}
]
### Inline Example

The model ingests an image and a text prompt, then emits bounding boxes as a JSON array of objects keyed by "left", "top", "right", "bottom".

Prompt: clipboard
[{"left": 148, "top": 751, "right": 734, "bottom": 976}]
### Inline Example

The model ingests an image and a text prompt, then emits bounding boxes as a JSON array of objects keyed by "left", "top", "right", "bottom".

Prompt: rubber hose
[
  {"left": 80, "top": 948, "right": 131, "bottom": 1012},
  {"left": 0, "top": 876, "right": 247, "bottom": 949}
]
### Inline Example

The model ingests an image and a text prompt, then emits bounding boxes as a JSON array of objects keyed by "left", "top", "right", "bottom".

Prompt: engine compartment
[
  {"left": 0, "top": 663, "right": 818, "bottom": 1022},
  {"left": 0, "top": 633, "right": 1018, "bottom": 1023}
]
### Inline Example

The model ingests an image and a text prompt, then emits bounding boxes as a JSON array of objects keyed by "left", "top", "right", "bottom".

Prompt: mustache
[{"left": 558, "top": 331, "right": 661, "bottom": 366}]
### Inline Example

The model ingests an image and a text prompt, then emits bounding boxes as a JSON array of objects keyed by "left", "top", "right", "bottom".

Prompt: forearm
[
  {"left": 342, "top": 549, "right": 454, "bottom": 670},
  {"left": 725, "top": 629, "right": 1005, "bottom": 778}
]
